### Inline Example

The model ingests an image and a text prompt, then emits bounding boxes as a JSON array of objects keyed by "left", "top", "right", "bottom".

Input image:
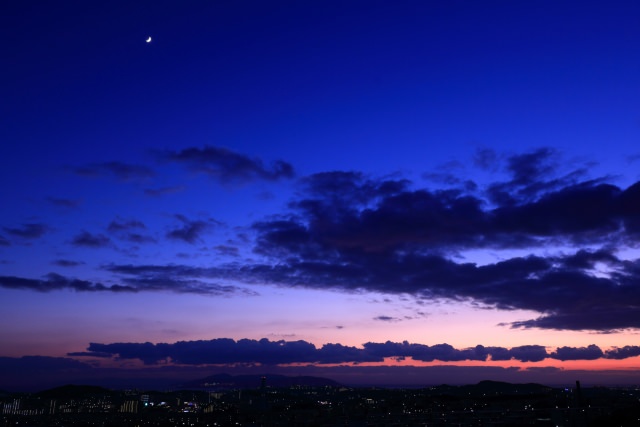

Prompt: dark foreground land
[{"left": 2, "top": 379, "right": 640, "bottom": 426}]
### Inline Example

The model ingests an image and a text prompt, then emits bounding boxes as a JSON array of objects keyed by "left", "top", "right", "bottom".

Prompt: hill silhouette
[
  {"left": 36, "top": 384, "right": 114, "bottom": 398},
  {"left": 463, "top": 380, "right": 552, "bottom": 394},
  {"left": 180, "top": 373, "right": 342, "bottom": 390}
]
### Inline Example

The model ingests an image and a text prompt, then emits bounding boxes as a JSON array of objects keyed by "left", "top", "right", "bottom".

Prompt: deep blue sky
[{"left": 2, "top": 0, "right": 640, "bottom": 390}]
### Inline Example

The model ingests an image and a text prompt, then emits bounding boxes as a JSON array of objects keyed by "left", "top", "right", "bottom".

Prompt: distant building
[{"left": 119, "top": 400, "right": 138, "bottom": 413}]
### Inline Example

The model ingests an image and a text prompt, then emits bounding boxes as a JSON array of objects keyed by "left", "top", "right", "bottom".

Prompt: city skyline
[{"left": 2, "top": 1, "right": 640, "bottom": 390}]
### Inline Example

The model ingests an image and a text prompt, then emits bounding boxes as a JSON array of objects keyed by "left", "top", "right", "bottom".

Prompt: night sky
[{"left": 2, "top": 0, "right": 640, "bottom": 391}]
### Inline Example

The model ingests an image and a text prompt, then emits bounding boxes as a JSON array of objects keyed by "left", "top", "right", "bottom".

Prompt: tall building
[{"left": 119, "top": 400, "right": 138, "bottom": 413}]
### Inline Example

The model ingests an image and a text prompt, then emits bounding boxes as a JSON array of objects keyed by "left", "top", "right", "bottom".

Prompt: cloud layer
[
  {"left": 3, "top": 223, "right": 48, "bottom": 239},
  {"left": 161, "top": 145, "right": 295, "bottom": 184},
  {"left": 78, "top": 338, "right": 640, "bottom": 365},
  {"left": 0, "top": 273, "right": 254, "bottom": 296},
  {"left": 70, "top": 161, "right": 155, "bottom": 181},
  {"left": 234, "top": 150, "right": 640, "bottom": 331},
  {"left": 5, "top": 148, "right": 640, "bottom": 332},
  {"left": 100, "top": 149, "right": 640, "bottom": 331}
]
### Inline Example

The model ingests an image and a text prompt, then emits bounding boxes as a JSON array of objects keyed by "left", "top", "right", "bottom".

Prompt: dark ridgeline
[
  {"left": 35, "top": 384, "right": 112, "bottom": 399},
  {"left": 180, "top": 373, "right": 342, "bottom": 390},
  {"left": 1, "top": 377, "right": 640, "bottom": 426}
]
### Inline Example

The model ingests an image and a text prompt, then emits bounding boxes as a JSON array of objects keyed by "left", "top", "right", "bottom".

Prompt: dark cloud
[
  {"left": 11, "top": 148, "right": 640, "bottom": 332},
  {"left": 107, "top": 219, "right": 155, "bottom": 244},
  {"left": 510, "top": 306, "right": 640, "bottom": 331},
  {"left": 71, "top": 231, "right": 111, "bottom": 248},
  {"left": 0, "top": 272, "right": 252, "bottom": 296},
  {"left": 47, "top": 197, "right": 81, "bottom": 208},
  {"left": 619, "top": 181, "right": 640, "bottom": 233},
  {"left": 103, "top": 263, "right": 254, "bottom": 296},
  {"left": 102, "top": 248, "right": 640, "bottom": 331},
  {"left": 103, "top": 263, "right": 207, "bottom": 277},
  {"left": 88, "top": 338, "right": 322, "bottom": 365},
  {"left": 66, "top": 351, "right": 114, "bottom": 358},
  {"left": 473, "top": 148, "right": 499, "bottom": 171},
  {"left": 360, "top": 342, "right": 547, "bottom": 363},
  {"left": 483, "top": 148, "right": 599, "bottom": 209},
  {"left": 52, "top": 259, "right": 84, "bottom": 267},
  {"left": 236, "top": 154, "right": 640, "bottom": 331},
  {"left": 113, "top": 276, "right": 257, "bottom": 296},
  {"left": 70, "top": 161, "right": 154, "bottom": 181},
  {"left": 506, "top": 148, "right": 557, "bottom": 188},
  {"left": 166, "top": 215, "right": 216, "bottom": 244},
  {"left": 120, "top": 233, "right": 156, "bottom": 244},
  {"left": 83, "top": 339, "right": 447, "bottom": 365},
  {"left": 297, "top": 171, "right": 409, "bottom": 207},
  {"left": 627, "top": 153, "right": 640, "bottom": 164},
  {"left": 506, "top": 345, "right": 548, "bottom": 362},
  {"left": 143, "top": 186, "right": 184, "bottom": 197},
  {"left": 107, "top": 219, "right": 146, "bottom": 233},
  {"left": 160, "top": 145, "right": 295, "bottom": 184},
  {"left": 3, "top": 340, "right": 640, "bottom": 391},
  {"left": 3, "top": 223, "right": 48, "bottom": 239},
  {"left": 550, "top": 345, "right": 603, "bottom": 361},
  {"left": 423, "top": 171, "right": 477, "bottom": 192},
  {"left": 80, "top": 338, "right": 640, "bottom": 366},
  {"left": 422, "top": 160, "right": 477, "bottom": 192},
  {"left": 0, "top": 273, "right": 135, "bottom": 293},
  {"left": 422, "top": 171, "right": 462, "bottom": 186},
  {"left": 0, "top": 235, "right": 10, "bottom": 246},
  {"left": 486, "top": 147, "right": 557, "bottom": 205},
  {"left": 213, "top": 245, "right": 240, "bottom": 257},
  {"left": 603, "top": 346, "right": 640, "bottom": 360},
  {"left": 373, "top": 315, "right": 400, "bottom": 322},
  {"left": 235, "top": 248, "right": 640, "bottom": 331},
  {"left": 491, "top": 182, "right": 622, "bottom": 238}
]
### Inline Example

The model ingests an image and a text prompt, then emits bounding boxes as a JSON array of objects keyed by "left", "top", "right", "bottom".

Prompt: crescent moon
[{"left": 146, "top": 36, "right": 152, "bottom": 43}]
